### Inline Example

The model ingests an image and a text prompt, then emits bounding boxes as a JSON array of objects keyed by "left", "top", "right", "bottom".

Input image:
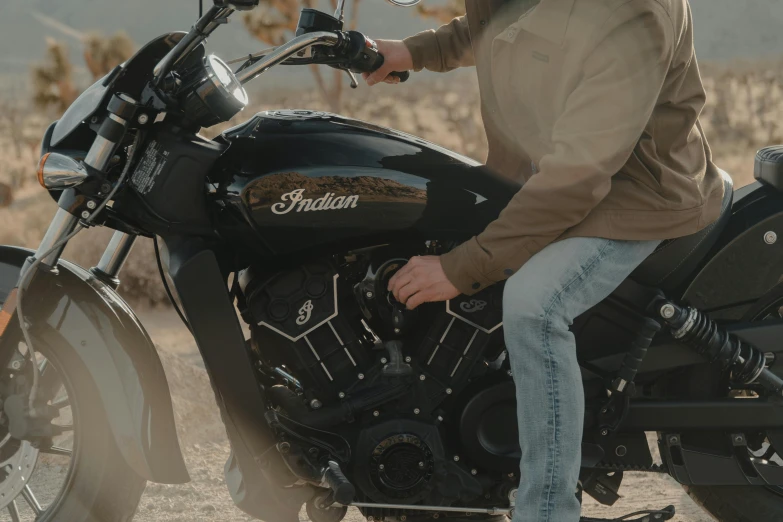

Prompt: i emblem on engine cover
[
  {"left": 296, "top": 300, "right": 314, "bottom": 325},
  {"left": 252, "top": 268, "right": 340, "bottom": 342}
]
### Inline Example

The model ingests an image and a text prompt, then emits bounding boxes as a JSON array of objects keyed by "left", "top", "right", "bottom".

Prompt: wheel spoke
[
  {"left": 21, "top": 485, "right": 43, "bottom": 515},
  {"left": 40, "top": 445, "right": 72, "bottom": 457},
  {"left": 8, "top": 500, "right": 20, "bottom": 522},
  {"left": 49, "top": 396, "right": 70, "bottom": 410}
]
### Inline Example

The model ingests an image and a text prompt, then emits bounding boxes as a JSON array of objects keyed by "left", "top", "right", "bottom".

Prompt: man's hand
[
  {"left": 387, "top": 256, "right": 461, "bottom": 310},
  {"left": 363, "top": 40, "right": 413, "bottom": 86}
]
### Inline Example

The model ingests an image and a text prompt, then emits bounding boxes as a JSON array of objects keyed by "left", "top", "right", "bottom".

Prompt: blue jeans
[{"left": 504, "top": 237, "right": 660, "bottom": 522}]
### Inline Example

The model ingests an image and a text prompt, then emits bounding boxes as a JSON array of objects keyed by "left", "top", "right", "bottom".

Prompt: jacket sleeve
[
  {"left": 440, "top": 1, "right": 676, "bottom": 295},
  {"left": 402, "top": 16, "right": 474, "bottom": 73}
]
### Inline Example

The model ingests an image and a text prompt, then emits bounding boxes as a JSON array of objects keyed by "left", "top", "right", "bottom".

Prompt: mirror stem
[{"left": 334, "top": 0, "right": 347, "bottom": 23}]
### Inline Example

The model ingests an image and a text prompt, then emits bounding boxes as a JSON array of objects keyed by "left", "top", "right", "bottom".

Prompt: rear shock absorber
[{"left": 653, "top": 299, "right": 783, "bottom": 396}]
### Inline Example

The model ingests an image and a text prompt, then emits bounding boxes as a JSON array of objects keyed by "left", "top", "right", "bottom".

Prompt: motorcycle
[{"left": 2, "top": 0, "right": 783, "bottom": 520}]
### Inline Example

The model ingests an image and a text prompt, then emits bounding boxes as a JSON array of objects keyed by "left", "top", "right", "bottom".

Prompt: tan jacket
[{"left": 403, "top": 0, "right": 724, "bottom": 295}]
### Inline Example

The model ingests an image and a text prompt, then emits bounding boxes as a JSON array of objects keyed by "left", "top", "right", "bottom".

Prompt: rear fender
[
  {"left": 683, "top": 181, "right": 783, "bottom": 321},
  {"left": 0, "top": 246, "right": 189, "bottom": 484}
]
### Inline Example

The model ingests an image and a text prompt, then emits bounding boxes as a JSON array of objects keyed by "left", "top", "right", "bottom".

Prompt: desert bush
[
  {"left": 416, "top": 0, "right": 464, "bottom": 23},
  {"left": 31, "top": 39, "right": 78, "bottom": 114},
  {"left": 31, "top": 32, "right": 135, "bottom": 115},
  {"left": 84, "top": 32, "right": 135, "bottom": 80},
  {"left": 243, "top": 0, "right": 362, "bottom": 113}
]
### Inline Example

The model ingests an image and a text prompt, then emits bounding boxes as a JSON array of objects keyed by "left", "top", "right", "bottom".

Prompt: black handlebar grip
[
  {"left": 323, "top": 461, "right": 355, "bottom": 505},
  {"left": 389, "top": 70, "right": 410, "bottom": 83}
]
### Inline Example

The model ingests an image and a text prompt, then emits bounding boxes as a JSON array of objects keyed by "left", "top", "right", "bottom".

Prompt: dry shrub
[
  {"left": 84, "top": 32, "right": 135, "bottom": 80},
  {"left": 416, "top": 0, "right": 464, "bottom": 23},
  {"left": 243, "top": 0, "right": 362, "bottom": 112},
  {"left": 31, "top": 39, "right": 78, "bottom": 114},
  {"left": 31, "top": 32, "right": 135, "bottom": 115}
]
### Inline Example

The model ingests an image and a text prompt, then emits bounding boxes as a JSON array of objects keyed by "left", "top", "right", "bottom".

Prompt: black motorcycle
[{"left": 2, "top": 0, "right": 783, "bottom": 520}]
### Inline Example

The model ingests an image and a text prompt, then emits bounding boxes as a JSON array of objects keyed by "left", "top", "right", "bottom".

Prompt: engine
[{"left": 239, "top": 249, "right": 519, "bottom": 515}]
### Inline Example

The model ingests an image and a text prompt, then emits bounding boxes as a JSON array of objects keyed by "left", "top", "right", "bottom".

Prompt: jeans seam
[
  {"left": 538, "top": 239, "right": 613, "bottom": 521},
  {"left": 540, "top": 314, "right": 555, "bottom": 521}
]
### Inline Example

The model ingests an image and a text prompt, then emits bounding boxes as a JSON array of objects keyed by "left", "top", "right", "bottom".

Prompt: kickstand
[{"left": 581, "top": 505, "right": 675, "bottom": 522}]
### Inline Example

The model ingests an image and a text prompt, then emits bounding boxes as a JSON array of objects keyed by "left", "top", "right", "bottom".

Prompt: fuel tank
[{"left": 217, "top": 110, "right": 519, "bottom": 257}]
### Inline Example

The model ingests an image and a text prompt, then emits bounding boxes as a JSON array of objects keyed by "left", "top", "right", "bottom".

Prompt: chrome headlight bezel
[{"left": 182, "top": 54, "right": 248, "bottom": 127}]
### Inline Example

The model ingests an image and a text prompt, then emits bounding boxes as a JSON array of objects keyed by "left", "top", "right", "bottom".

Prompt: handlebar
[
  {"left": 155, "top": 8, "right": 409, "bottom": 92},
  {"left": 235, "top": 30, "right": 409, "bottom": 85},
  {"left": 236, "top": 31, "right": 341, "bottom": 84}
]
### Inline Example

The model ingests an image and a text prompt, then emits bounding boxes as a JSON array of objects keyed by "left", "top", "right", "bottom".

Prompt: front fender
[{"left": 0, "top": 245, "right": 189, "bottom": 484}]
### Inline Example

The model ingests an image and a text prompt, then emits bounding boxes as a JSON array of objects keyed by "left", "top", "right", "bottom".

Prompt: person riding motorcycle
[{"left": 365, "top": 0, "right": 724, "bottom": 520}]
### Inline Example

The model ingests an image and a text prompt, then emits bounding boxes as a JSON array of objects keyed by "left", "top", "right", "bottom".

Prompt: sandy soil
[{"left": 0, "top": 308, "right": 716, "bottom": 522}]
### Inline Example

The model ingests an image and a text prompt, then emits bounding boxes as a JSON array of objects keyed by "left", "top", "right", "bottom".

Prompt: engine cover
[
  {"left": 241, "top": 261, "right": 373, "bottom": 405},
  {"left": 418, "top": 285, "right": 506, "bottom": 390},
  {"left": 352, "top": 419, "right": 482, "bottom": 506}
]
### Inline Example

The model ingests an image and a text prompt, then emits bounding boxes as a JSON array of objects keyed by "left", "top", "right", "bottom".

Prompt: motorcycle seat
[{"left": 630, "top": 168, "right": 734, "bottom": 294}]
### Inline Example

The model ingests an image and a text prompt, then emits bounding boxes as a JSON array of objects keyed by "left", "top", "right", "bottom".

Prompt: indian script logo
[
  {"left": 272, "top": 189, "right": 359, "bottom": 215},
  {"left": 296, "top": 300, "right": 314, "bottom": 325},
  {"left": 460, "top": 299, "right": 487, "bottom": 313}
]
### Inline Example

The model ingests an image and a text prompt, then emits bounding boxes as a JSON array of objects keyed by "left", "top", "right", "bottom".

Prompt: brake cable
[
  {"left": 18, "top": 132, "right": 143, "bottom": 416},
  {"left": 153, "top": 235, "right": 192, "bottom": 334}
]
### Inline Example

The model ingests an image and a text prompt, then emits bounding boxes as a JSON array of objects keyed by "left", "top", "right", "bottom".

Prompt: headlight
[{"left": 182, "top": 54, "right": 248, "bottom": 127}]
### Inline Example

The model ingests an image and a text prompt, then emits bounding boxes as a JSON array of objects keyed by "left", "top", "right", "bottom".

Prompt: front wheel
[{"left": 0, "top": 327, "right": 146, "bottom": 521}]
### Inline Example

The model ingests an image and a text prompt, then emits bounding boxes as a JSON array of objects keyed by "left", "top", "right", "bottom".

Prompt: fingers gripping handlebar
[{"left": 341, "top": 31, "right": 410, "bottom": 82}]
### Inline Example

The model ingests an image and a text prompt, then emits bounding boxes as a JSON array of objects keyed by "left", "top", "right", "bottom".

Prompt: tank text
[{"left": 271, "top": 189, "right": 360, "bottom": 215}]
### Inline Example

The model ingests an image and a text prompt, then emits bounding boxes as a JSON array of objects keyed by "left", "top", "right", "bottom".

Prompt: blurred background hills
[{"left": 2, "top": 0, "right": 783, "bottom": 85}]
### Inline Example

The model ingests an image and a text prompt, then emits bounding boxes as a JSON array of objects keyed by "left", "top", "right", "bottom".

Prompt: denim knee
[{"left": 502, "top": 268, "right": 553, "bottom": 327}]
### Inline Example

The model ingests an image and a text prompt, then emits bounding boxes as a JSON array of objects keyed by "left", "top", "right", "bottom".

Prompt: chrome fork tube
[
  {"left": 90, "top": 231, "right": 137, "bottom": 289},
  {"left": 34, "top": 207, "right": 79, "bottom": 269},
  {"left": 96, "top": 232, "right": 137, "bottom": 277},
  {"left": 84, "top": 114, "right": 126, "bottom": 171}
]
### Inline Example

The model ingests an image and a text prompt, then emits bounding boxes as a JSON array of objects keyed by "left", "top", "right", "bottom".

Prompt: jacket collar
[{"left": 513, "top": 0, "right": 576, "bottom": 47}]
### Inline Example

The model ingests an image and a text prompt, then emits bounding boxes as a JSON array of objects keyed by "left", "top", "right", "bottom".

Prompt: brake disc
[{"left": 0, "top": 431, "right": 39, "bottom": 510}]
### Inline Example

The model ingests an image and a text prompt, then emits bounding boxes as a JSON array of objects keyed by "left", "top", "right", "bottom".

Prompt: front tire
[{"left": 6, "top": 328, "right": 146, "bottom": 522}]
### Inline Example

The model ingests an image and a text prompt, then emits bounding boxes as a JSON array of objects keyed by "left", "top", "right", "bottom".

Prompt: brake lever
[{"left": 345, "top": 70, "right": 358, "bottom": 89}]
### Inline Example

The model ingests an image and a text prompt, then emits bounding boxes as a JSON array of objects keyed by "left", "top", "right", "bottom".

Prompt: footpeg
[
  {"left": 580, "top": 505, "right": 675, "bottom": 522},
  {"left": 321, "top": 460, "right": 355, "bottom": 505}
]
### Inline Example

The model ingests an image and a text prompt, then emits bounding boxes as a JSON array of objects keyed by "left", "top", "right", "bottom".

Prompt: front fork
[{"left": 0, "top": 93, "right": 139, "bottom": 339}]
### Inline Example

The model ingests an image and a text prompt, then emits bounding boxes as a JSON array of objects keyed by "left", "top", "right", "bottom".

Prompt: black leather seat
[{"left": 630, "top": 169, "right": 733, "bottom": 294}]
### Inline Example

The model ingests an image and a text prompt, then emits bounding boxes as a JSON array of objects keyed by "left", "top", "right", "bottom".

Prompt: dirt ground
[{"left": 120, "top": 309, "right": 716, "bottom": 522}]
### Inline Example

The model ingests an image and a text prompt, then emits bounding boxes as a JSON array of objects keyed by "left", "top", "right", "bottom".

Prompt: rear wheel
[
  {"left": 0, "top": 327, "right": 146, "bottom": 521},
  {"left": 683, "top": 295, "right": 783, "bottom": 522}
]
